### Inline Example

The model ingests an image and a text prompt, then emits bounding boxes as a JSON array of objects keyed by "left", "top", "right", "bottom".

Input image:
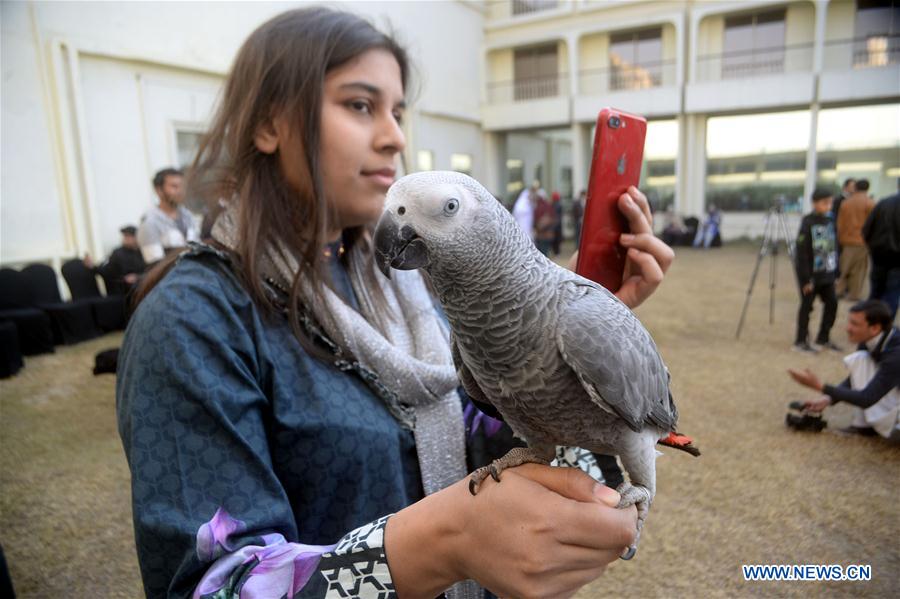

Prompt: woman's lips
[{"left": 362, "top": 169, "right": 395, "bottom": 189}]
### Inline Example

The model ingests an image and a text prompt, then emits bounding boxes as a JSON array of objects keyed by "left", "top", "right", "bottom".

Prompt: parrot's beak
[{"left": 373, "top": 211, "right": 429, "bottom": 278}]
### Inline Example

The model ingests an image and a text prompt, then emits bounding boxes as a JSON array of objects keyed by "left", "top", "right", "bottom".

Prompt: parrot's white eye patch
[{"left": 443, "top": 198, "right": 460, "bottom": 216}]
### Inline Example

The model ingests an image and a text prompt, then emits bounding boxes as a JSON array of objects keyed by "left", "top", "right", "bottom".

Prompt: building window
[
  {"left": 722, "top": 9, "right": 786, "bottom": 79},
  {"left": 705, "top": 110, "right": 810, "bottom": 211},
  {"left": 640, "top": 119, "right": 678, "bottom": 213},
  {"left": 514, "top": 44, "right": 560, "bottom": 101},
  {"left": 417, "top": 150, "right": 434, "bottom": 172},
  {"left": 816, "top": 103, "right": 900, "bottom": 201},
  {"left": 608, "top": 28, "right": 663, "bottom": 90},
  {"left": 451, "top": 153, "right": 472, "bottom": 176},
  {"left": 854, "top": 0, "right": 900, "bottom": 67},
  {"left": 512, "top": 0, "right": 557, "bottom": 17},
  {"left": 175, "top": 130, "right": 202, "bottom": 169},
  {"left": 174, "top": 128, "right": 205, "bottom": 213},
  {"left": 506, "top": 159, "right": 525, "bottom": 196}
]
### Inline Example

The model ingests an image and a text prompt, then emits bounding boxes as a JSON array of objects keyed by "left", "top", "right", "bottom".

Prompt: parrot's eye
[{"left": 443, "top": 198, "right": 460, "bottom": 216}]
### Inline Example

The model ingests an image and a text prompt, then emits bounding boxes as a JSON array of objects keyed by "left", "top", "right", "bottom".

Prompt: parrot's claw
[
  {"left": 468, "top": 447, "right": 554, "bottom": 496},
  {"left": 615, "top": 482, "right": 653, "bottom": 561}
]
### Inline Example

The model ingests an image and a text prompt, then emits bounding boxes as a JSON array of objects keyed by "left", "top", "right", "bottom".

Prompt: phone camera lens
[{"left": 609, "top": 116, "right": 621, "bottom": 129}]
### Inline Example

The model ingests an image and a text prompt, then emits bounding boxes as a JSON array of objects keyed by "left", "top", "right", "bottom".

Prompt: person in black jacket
[
  {"left": 793, "top": 188, "right": 840, "bottom": 353},
  {"left": 863, "top": 191, "right": 900, "bottom": 320},
  {"left": 789, "top": 300, "right": 899, "bottom": 438},
  {"left": 84, "top": 225, "right": 146, "bottom": 296}
]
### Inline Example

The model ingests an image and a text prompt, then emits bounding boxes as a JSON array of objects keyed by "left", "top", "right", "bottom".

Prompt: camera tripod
[{"left": 735, "top": 200, "right": 796, "bottom": 339}]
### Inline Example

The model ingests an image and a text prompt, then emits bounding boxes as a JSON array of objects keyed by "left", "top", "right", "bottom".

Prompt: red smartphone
[{"left": 575, "top": 108, "right": 647, "bottom": 292}]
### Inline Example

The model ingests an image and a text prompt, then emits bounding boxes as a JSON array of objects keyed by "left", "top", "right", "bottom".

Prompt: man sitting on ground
[{"left": 788, "top": 300, "right": 899, "bottom": 440}]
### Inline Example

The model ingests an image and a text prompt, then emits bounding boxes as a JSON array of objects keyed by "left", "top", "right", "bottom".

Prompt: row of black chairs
[{"left": 0, "top": 259, "right": 129, "bottom": 378}]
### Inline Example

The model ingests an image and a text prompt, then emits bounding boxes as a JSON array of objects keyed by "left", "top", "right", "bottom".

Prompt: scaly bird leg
[
  {"left": 615, "top": 481, "right": 652, "bottom": 560},
  {"left": 468, "top": 446, "right": 554, "bottom": 495}
]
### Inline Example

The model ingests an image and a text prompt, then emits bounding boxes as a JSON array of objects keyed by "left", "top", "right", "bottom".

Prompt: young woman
[{"left": 117, "top": 8, "right": 674, "bottom": 599}]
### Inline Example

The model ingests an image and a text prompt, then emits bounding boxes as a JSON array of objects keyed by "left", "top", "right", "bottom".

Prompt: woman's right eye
[{"left": 349, "top": 100, "right": 372, "bottom": 114}]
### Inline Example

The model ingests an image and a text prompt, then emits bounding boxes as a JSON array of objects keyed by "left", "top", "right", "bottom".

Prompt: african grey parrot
[{"left": 373, "top": 171, "right": 697, "bottom": 558}]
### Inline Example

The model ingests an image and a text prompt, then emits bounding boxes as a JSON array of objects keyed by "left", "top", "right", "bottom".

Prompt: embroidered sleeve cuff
[
  {"left": 552, "top": 446, "right": 604, "bottom": 484},
  {"left": 194, "top": 509, "right": 394, "bottom": 599}
]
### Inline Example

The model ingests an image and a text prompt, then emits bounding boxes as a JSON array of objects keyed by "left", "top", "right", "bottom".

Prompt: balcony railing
[
  {"left": 487, "top": 73, "right": 569, "bottom": 103},
  {"left": 579, "top": 59, "right": 677, "bottom": 95},
  {"left": 824, "top": 34, "right": 900, "bottom": 70},
  {"left": 696, "top": 42, "right": 813, "bottom": 82},
  {"left": 512, "top": 0, "right": 558, "bottom": 16}
]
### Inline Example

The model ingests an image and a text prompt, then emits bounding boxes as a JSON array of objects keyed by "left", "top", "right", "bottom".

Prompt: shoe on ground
[
  {"left": 792, "top": 342, "right": 819, "bottom": 354},
  {"left": 835, "top": 425, "right": 877, "bottom": 437},
  {"left": 814, "top": 341, "right": 843, "bottom": 352}
]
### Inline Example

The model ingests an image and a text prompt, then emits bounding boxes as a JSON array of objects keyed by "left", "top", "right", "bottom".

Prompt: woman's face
[{"left": 317, "top": 49, "right": 406, "bottom": 235}]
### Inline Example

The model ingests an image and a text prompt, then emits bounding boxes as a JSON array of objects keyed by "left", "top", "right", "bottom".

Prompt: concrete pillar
[
  {"left": 482, "top": 131, "right": 506, "bottom": 198},
  {"left": 803, "top": 104, "right": 819, "bottom": 214},
  {"left": 570, "top": 121, "right": 590, "bottom": 195},
  {"left": 802, "top": 0, "right": 829, "bottom": 214},
  {"left": 812, "top": 0, "right": 829, "bottom": 74},
  {"left": 677, "top": 113, "right": 707, "bottom": 217},
  {"left": 566, "top": 33, "right": 579, "bottom": 97}
]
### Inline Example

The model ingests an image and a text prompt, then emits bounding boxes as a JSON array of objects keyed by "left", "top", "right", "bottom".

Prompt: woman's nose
[{"left": 375, "top": 112, "right": 406, "bottom": 154}]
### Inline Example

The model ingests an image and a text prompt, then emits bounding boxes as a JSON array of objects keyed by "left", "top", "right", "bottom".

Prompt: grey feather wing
[
  {"left": 556, "top": 282, "right": 676, "bottom": 433},
  {"left": 451, "top": 332, "right": 493, "bottom": 407}
]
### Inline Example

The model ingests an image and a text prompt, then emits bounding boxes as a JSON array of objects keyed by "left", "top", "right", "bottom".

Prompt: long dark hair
[{"left": 135, "top": 7, "right": 410, "bottom": 358}]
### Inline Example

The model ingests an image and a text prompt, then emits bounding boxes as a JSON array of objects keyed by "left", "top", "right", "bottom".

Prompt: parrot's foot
[
  {"left": 615, "top": 482, "right": 652, "bottom": 560},
  {"left": 468, "top": 447, "right": 552, "bottom": 495}
]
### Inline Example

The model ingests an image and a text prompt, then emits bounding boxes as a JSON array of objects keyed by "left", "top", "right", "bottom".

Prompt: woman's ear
[{"left": 254, "top": 118, "right": 280, "bottom": 154}]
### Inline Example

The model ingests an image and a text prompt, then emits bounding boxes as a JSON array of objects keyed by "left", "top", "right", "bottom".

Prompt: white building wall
[{"left": 1, "top": 3, "right": 68, "bottom": 264}]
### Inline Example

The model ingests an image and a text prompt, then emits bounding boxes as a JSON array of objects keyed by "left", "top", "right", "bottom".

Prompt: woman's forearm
[{"left": 384, "top": 482, "right": 464, "bottom": 598}]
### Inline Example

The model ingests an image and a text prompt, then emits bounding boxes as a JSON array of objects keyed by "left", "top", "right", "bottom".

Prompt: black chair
[
  {"left": 0, "top": 268, "right": 55, "bottom": 356},
  {"left": 61, "top": 259, "right": 126, "bottom": 331},
  {"left": 21, "top": 263, "right": 100, "bottom": 345},
  {"left": 0, "top": 320, "right": 24, "bottom": 378}
]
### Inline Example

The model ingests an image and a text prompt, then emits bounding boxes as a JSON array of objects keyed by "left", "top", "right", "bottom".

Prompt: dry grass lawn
[{"left": 1, "top": 242, "right": 897, "bottom": 598}]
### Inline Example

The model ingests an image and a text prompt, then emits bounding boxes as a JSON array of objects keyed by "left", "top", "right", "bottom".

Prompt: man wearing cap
[
  {"left": 137, "top": 167, "right": 199, "bottom": 265},
  {"left": 84, "top": 225, "right": 146, "bottom": 296}
]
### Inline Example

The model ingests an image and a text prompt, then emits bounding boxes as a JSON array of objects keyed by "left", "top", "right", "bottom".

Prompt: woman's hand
[
  {"left": 614, "top": 187, "right": 674, "bottom": 309},
  {"left": 566, "top": 186, "right": 674, "bottom": 309},
  {"left": 385, "top": 464, "right": 637, "bottom": 598}
]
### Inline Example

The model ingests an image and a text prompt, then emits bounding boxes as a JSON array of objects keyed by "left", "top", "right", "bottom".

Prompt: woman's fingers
[
  {"left": 617, "top": 193, "right": 650, "bottom": 235},
  {"left": 628, "top": 185, "right": 652, "bottom": 225},
  {"left": 505, "top": 466, "right": 637, "bottom": 551},
  {"left": 511, "top": 463, "right": 620, "bottom": 507},
  {"left": 620, "top": 233, "right": 674, "bottom": 273},
  {"left": 624, "top": 247, "right": 665, "bottom": 287},
  {"left": 556, "top": 500, "right": 638, "bottom": 550}
]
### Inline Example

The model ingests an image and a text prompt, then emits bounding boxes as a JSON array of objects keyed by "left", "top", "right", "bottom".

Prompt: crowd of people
[{"left": 511, "top": 180, "right": 580, "bottom": 257}]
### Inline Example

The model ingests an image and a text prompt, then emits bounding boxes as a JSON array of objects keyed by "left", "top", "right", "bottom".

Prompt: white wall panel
[{"left": 1, "top": 3, "right": 67, "bottom": 262}]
